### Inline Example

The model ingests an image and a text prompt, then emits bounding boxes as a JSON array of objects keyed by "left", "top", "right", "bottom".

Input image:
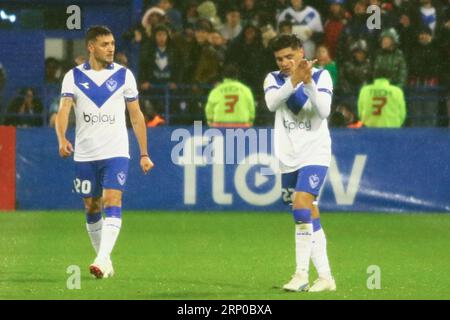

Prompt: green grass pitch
[{"left": 0, "top": 211, "right": 449, "bottom": 300}]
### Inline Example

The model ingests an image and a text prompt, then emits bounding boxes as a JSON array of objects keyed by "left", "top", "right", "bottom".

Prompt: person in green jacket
[
  {"left": 315, "top": 44, "right": 338, "bottom": 88},
  {"left": 373, "top": 28, "right": 408, "bottom": 87},
  {"left": 357, "top": 69, "right": 406, "bottom": 127},
  {"left": 205, "top": 64, "right": 255, "bottom": 128}
]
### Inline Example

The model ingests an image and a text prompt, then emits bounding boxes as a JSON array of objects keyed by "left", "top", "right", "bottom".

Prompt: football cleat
[
  {"left": 89, "top": 257, "right": 114, "bottom": 279},
  {"left": 309, "top": 277, "right": 336, "bottom": 292},
  {"left": 282, "top": 272, "right": 309, "bottom": 292}
]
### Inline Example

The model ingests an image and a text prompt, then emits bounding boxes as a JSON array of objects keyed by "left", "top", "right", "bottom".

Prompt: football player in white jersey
[
  {"left": 55, "top": 26, "right": 154, "bottom": 279},
  {"left": 264, "top": 34, "right": 335, "bottom": 292}
]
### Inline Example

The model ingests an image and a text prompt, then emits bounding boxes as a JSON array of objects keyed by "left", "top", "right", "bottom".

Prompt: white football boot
[
  {"left": 103, "top": 258, "right": 115, "bottom": 278},
  {"left": 309, "top": 277, "right": 336, "bottom": 292},
  {"left": 282, "top": 272, "right": 310, "bottom": 292},
  {"left": 89, "top": 257, "right": 114, "bottom": 279}
]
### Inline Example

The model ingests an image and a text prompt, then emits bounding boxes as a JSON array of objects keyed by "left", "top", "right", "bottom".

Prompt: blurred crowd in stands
[{"left": 0, "top": 0, "right": 449, "bottom": 127}]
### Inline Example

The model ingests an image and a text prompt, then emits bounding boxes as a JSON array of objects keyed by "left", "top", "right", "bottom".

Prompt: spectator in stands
[
  {"left": 177, "top": 22, "right": 221, "bottom": 124},
  {"left": 240, "top": 0, "right": 260, "bottom": 27},
  {"left": 336, "top": 0, "right": 377, "bottom": 65},
  {"left": 44, "top": 57, "right": 61, "bottom": 84},
  {"left": 139, "top": 24, "right": 183, "bottom": 125},
  {"left": 277, "top": 0, "right": 324, "bottom": 59},
  {"left": 183, "top": 0, "right": 199, "bottom": 30},
  {"left": 373, "top": 28, "right": 407, "bottom": 87},
  {"left": 158, "top": 0, "right": 183, "bottom": 32},
  {"left": 357, "top": 69, "right": 406, "bottom": 128},
  {"left": 43, "top": 57, "right": 62, "bottom": 118},
  {"left": 339, "top": 39, "right": 372, "bottom": 98},
  {"left": 5, "top": 88, "right": 44, "bottom": 127},
  {"left": 205, "top": 64, "right": 255, "bottom": 128},
  {"left": 139, "top": 24, "right": 183, "bottom": 91},
  {"left": 368, "top": 0, "right": 397, "bottom": 29},
  {"left": 396, "top": 8, "right": 418, "bottom": 67},
  {"left": 315, "top": 45, "right": 338, "bottom": 87},
  {"left": 197, "top": 1, "right": 222, "bottom": 30},
  {"left": 418, "top": 0, "right": 444, "bottom": 35},
  {"left": 225, "top": 24, "right": 271, "bottom": 94},
  {"left": 259, "top": 0, "right": 290, "bottom": 25},
  {"left": 261, "top": 24, "right": 277, "bottom": 49},
  {"left": 209, "top": 30, "right": 227, "bottom": 66},
  {"left": 336, "top": 103, "right": 363, "bottom": 128},
  {"left": 278, "top": 20, "right": 293, "bottom": 35},
  {"left": 141, "top": 6, "right": 167, "bottom": 40},
  {"left": 219, "top": 6, "right": 243, "bottom": 43},
  {"left": 329, "top": 103, "right": 363, "bottom": 128},
  {"left": 408, "top": 26, "right": 442, "bottom": 127},
  {"left": 184, "top": 22, "right": 221, "bottom": 86},
  {"left": 323, "top": 0, "right": 349, "bottom": 60}
]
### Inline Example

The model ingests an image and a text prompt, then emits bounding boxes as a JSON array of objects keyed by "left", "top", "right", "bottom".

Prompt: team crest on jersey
[
  {"left": 309, "top": 174, "right": 320, "bottom": 189},
  {"left": 106, "top": 78, "right": 118, "bottom": 92},
  {"left": 117, "top": 172, "right": 127, "bottom": 186}
]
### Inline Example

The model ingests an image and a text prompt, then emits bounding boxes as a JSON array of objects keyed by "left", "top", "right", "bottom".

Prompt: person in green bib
[
  {"left": 205, "top": 64, "right": 255, "bottom": 128},
  {"left": 357, "top": 69, "right": 406, "bottom": 128}
]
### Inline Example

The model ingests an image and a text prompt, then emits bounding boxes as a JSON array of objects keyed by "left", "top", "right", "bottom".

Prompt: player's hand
[
  {"left": 59, "top": 139, "right": 74, "bottom": 158},
  {"left": 295, "top": 59, "right": 316, "bottom": 84},
  {"left": 140, "top": 156, "right": 154, "bottom": 174}
]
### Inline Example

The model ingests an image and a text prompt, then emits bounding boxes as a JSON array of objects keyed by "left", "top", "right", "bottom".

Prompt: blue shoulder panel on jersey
[
  {"left": 286, "top": 84, "right": 308, "bottom": 115},
  {"left": 270, "top": 72, "right": 286, "bottom": 86},
  {"left": 73, "top": 67, "right": 127, "bottom": 108},
  {"left": 312, "top": 69, "right": 324, "bottom": 84}
]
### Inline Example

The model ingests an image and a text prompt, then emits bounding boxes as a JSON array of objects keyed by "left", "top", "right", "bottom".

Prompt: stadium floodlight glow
[
  {"left": 9, "top": 14, "right": 16, "bottom": 23},
  {"left": 0, "top": 10, "right": 7, "bottom": 20}
]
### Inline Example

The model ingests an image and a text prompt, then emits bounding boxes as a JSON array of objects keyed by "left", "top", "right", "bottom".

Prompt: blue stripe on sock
[
  {"left": 313, "top": 218, "right": 322, "bottom": 232},
  {"left": 86, "top": 212, "right": 102, "bottom": 224},
  {"left": 104, "top": 206, "right": 122, "bottom": 219},
  {"left": 293, "top": 208, "right": 312, "bottom": 224}
]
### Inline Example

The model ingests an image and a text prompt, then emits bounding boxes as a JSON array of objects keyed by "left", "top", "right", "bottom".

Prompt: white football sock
[
  {"left": 97, "top": 217, "right": 122, "bottom": 261},
  {"left": 311, "top": 228, "right": 332, "bottom": 280},
  {"left": 295, "top": 223, "right": 313, "bottom": 275},
  {"left": 86, "top": 218, "right": 103, "bottom": 254}
]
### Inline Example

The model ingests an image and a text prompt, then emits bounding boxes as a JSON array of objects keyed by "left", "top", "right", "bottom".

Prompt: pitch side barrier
[{"left": 1, "top": 125, "right": 449, "bottom": 212}]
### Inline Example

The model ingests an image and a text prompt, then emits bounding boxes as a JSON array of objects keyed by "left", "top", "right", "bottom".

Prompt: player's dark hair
[
  {"left": 373, "top": 67, "right": 391, "bottom": 80},
  {"left": 222, "top": 63, "right": 240, "bottom": 80},
  {"left": 269, "top": 34, "right": 303, "bottom": 53},
  {"left": 85, "top": 25, "right": 113, "bottom": 45}
]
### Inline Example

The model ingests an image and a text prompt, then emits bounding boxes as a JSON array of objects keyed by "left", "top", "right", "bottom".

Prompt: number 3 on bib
[{"left": 225, "top": 95, "right": 239, "bottom": 113}]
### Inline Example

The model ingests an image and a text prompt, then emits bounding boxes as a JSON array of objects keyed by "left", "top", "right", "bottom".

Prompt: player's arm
[
  {"left": 55, "top": 97, "right": 74, "bottom": 158},
  {"left": 126, "top": 100, "right": 154, "bottom": 174},
  {"left": 205, "top": 90, "right": 216, "bottom": 126},
  {"left": 303, "top": 69, "right": 332, "bottom": 119},
  {"left": 357, "top": 88, "right": 364, "bottom": 123},
  {"left": 396, "top": 88, "right": 406, "bottom": 127},
  {"left": 246, "top": 87, "right": 256, "bottom": 125},
  {"left": 264, "top": 74, "right": 295, "bottom": 112}
]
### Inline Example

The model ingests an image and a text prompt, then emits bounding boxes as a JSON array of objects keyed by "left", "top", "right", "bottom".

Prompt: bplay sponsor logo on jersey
[
  {"left": 283, "top": 119, "right": 312, "bottom": 131},
  {"left": 83, "top": 112, "right": 116, "bottom": 125}
]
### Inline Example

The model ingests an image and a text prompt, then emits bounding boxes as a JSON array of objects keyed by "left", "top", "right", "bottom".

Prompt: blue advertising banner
[{"left": 15, "top": 127, "right": 450, "bottom": 212}]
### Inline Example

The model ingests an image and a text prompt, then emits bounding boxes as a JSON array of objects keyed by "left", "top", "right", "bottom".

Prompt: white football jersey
[
  {"left": 264, "top": 68, "right": 332, "bottom": 173},
  {"left": 61, "top": 62, "right": 139, "bottom": 162}
]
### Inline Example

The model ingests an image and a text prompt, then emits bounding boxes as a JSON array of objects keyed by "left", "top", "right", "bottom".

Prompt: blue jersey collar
[{"left": 83, "top": 62, "right": 114, "bottom": 70}]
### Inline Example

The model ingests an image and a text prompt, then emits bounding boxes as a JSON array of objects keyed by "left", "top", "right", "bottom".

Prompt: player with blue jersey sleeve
[
  {"left": 55, "top": 26, "right": 154, "bottom": 279},
  {"left": 264, "top": 35, "right": 335, "bottom": 292}
]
